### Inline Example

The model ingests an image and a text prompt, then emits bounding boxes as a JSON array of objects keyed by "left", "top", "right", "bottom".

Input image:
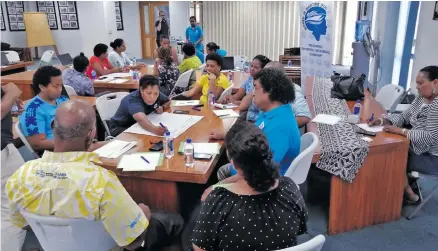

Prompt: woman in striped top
[{"left": 369, "top": 65, "right": 438, "bottom": 203}]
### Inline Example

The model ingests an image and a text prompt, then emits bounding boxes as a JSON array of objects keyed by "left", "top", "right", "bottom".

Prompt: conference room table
[
  {"left": 305, "top": 77, "right": 409, "bottom": 235},
  {"left": 1, "top": 61, "right": 33, "bottom": 76},
  {"left": 0, "top": 65, "right": 154, "bottom": 100}
]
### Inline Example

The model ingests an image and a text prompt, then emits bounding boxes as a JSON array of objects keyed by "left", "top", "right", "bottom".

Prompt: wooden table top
[
  {"left": 99, "top": 105, "right": 237, "bottom": 184},
  {"left": 304, "top": 77, "right": 408, "bottom": 163},
  {"left": 1, "top": 61, "right": 33, "bottom": 72}
]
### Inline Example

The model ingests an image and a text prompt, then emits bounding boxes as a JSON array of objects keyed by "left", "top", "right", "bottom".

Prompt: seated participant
[
  {"left": 211, "top": 68, "right": 300, "bottom": 180},
  {"left": 108, "top": 38, "right": 145, "bottom": 69},
  {"left": 369, "top": 65, "right": 438, "bottom": 203},
  {"left": 206, "top": 42, "right": 227, "bottom": 57},
  {"left": 157, "top": 47, "right": 180, "bottom": 96},
  {"left": 223, "top": 54, "right": 271, "bottom": 106},
  {"left": 62, "top": 52, "right": 95, "bottom": 96},
  {"left": 110, "top": 75, "right": 171, "bottom": 137},
  {"left": 180, "top": 53, "right": 230, "bottom": 104},
  {"left": 85, "top": 43, "right": 126, "bottom": 79},
  {"left": 154, "top": 35, "right": 178, "bottom": 66},
  {"left": 239, "top": 61, "right": 312, "bottom": 127},
  {"left": 7, "top": 100, "right": 184, "bottom": 251},
  {"left": 192, "top": 122, "right": 308, "bottom": 251},
  {"left": 19, "top": 66, "right": 69, "bottom": 152},
  {"left": 178, "top": 43, "right": 202, "bottom": 73}
]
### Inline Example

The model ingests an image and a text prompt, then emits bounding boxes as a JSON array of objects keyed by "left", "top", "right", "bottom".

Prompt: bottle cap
[
  {"left": 186, "top": 138, "right": 192, "bottom": 143},
  {"left": 357, "top": 100, "right": 361, "bottom": 102},
  {"left": 165, "top": 131, "right": 170, "bottom": 136}
]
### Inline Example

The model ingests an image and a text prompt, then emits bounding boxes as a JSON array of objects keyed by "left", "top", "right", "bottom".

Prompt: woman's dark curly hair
[
  {"left": 225, "top": 122, "right": 279, "bottom": 192},
  {"left": 254, "top": 67, "right": 295, "bottom": 104},
  {"left": 253, "top": 54, "right": 271, "bottom": 69}
]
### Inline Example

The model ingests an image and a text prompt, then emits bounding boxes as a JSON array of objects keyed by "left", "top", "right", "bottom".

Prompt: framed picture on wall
[
  {"left": 1, "top": 4, "right": 6, "bottom": 31},
  {"left": 37, "top": 1, "right": 58, "bottom": 30},
  {"left": 5, "top": 1, "right": 25, "bottom": 31},
  {"left": 57, "top": 1, "right": 79, "bottom": 29},
  {"left": 115, "top": 1, "right": 123, "bottom": 31},
  {"left": 434, "top": 1, "right": 438, "bottom": 20}
]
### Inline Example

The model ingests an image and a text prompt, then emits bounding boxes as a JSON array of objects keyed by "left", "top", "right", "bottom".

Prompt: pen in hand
[{"left": 369, "top": 113, "right": 374, "bottom": 122}]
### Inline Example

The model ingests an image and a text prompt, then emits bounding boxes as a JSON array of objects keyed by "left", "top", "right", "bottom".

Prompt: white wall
[
  {"left": 410, "top": 1, "right": 438, "bottom": 92},
  {"left": 169, "top": 1, "right": 190, "bottom": 41}
]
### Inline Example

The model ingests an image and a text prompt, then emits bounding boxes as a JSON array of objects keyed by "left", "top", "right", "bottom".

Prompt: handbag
[{"left": 330, "top": 73, "right": 366, "bottom": 101}]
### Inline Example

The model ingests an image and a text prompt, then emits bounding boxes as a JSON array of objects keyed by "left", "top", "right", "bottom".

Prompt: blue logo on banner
[{"left": 302, "top": 4, "right": 327, "bottom": 41}]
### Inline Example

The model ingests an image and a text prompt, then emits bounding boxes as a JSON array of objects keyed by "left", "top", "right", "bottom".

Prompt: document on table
[
  {"left": 171, "top": 100, "right": 200, "bottom": 107},
  {"left": 108, "top": 78, "right": 128, "bottom": 84},
  {"left": 214, "top": 103, "right": 238, "bottom": 109},
  {"left": 94, "top": 77, "right": 115, "bottom": 83},
  {"left": 311, "top": 114, "right": 341, "bottom": 125},
  {"left": 178, "top": 142, "right": 220, "bottom": 154},
  {"left": 212, "top": 109, "right": 240, "bottom": 118},
  {"left": 356, "top": 123, "right": 384, "bottom": 132},
  {"left": 104, "top": 72, "right": 131, "bottom": 78},
  {"left": 118, "top": 152, "right": 163, "bottom": 171},
  {"left": 93, "top": 140, "right": 137, "bottom": 159},
  {"left": 124, "top": 112, "right": 204, "bottom": 138}
]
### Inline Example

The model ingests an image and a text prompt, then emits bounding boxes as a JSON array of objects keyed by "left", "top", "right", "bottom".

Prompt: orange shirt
[{"left": 86, "top": 56, "right": 111, "bottom": 79}]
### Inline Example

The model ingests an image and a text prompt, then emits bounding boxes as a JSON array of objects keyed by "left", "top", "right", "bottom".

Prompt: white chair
[
  {"left": 276, "top": 235, "right": 326, "bottom": 251},
  {"left": 38, "top": 50, "right": 55, "bottom": 68},
  {"left": 234, "top": 55, "right": 247, "bottom": 69},
  {"left": 375, "top": 84, "right": 405, "bottom": 113},
  {"left": 64, "top": 85, "right": 77, "bottom": 97},
  {"left": 216, "top": 83, "right": 235, "bottom": 103},
  {"left": 15, "top": 121, "right": 39, "bottom": 159},
  {"left": 284, "top": 132, "right": 319, "bottom": 185},
  {"left": 198, "top": 63, "right": 206, "bottom": 73},
  {"left": 95, "top": 92, "right": 129, "bottom": 136},
  {"left": 3, "top": 50, "right": 20, "bottom": 63},
  {"left": 169, "top": 69, "right": 194, "bottom": 97},
  {"left": 20, "top": 210, "right": 117, "bottom": 251}
]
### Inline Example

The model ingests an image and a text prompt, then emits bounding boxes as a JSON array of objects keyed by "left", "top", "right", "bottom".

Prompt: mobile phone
[
  {"left": 149, "top": 141, "right": 163, "bottom": 151},
  {"left": 174, "top": 110, "right": 189, "bottom": 114},
  {"left": 354, "top": 125, "right": 377, "bottom": 137},
  {"left": 98, "top": 76, "right": 108, "bottom": 80},
  {"left": 194, "top": 153, "right": 212, "bottom": 160}
]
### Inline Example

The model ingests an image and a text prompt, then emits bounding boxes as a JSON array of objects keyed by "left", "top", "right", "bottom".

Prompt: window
[{"left": 190, "top": 1, "right": 203, "bottom": 28}]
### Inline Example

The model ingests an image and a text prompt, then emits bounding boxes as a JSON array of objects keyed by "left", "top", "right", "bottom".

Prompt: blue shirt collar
[{"left": 261, "top": 104, "right": 290, "bottom": 119}]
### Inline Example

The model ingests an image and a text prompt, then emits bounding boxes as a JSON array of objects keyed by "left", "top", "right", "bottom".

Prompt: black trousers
[
  {"left": 156, "top": 40, "right": 161, "bottom": 48},
  {"left": 108, "top": 120, "right": 129, "bottom": 137}
]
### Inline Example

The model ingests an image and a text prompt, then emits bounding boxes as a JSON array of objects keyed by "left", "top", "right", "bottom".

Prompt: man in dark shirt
[
  {"left": 155, "top": 11, "right": 170, "bottom": 47},
  {"left": 1, "top": 83, "right": 27, "bottom": 251},
  {"left": 110, "top": 75, "right": 171, "bottom": 137}
]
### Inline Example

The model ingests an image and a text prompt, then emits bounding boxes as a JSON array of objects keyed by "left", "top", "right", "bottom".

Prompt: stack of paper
[
  {"left": 178, "top": 143, "right": 220, "bottom": 155},
  {"left": 171, "top": 100, "right": 200, "bottom": 107},
  {"left": 117, "top": 153, "right": 163, "bottom": 171},
  {"left": 356, "top": 123, "right": 384, "bottom": 132},
  {"left": 213, "top": 109, "right": 240, "bottom": 118},
  {"left": 311, "top": 114, "right": 341, "bottom": 125},
  {"left": 94, "top": 140, "right": 136, "bottom": 159},
  {"left": 105, "top": 72, "right": 131, "bottom": 78},
  {"left": 214, "top": 103, "right": 238, "bottom": 109},
  {"left": 124, "top": 112, "right": 204, "bottom": 138},
  {"left": 94, "top": 77, "right": 115, "bottom": 83}
]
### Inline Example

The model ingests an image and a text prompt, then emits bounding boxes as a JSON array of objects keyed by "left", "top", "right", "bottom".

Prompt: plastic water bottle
[
  {"left": 208, "top": 91, "right": 215, "bottom": 108},
  {"left": 132, "top": 57, "right": 137, "bottom": 66},
  {"left": 228, "top": 71, "right": 233, "bottom": 82},
  {"left": 353, "top": 100, "right": 362, "bottom": 115},
  {"left": 287, "top": 60, "right": 292, "bottom": 67},
  {"left": 163, "top": 131, "right": 174, "bottom": 159},
  {"left": 132, "top": 70, "right": 139, "bottom": 81},
  {"left": 184, "top": 138, "right": 195, "bottom": 167},
  {"left": 355, "top": 20, "right": 371, "bottom": 42},
  {"left": 91, "top": 70, "right": 97, "bottom": 80}
]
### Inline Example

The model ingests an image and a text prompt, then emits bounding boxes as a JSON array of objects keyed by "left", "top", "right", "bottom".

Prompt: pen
[
  {"left": 141, "top": 156, "right": 150, "bottom": 164},
  {"left": 218, "top": 114, "right": 230, "bottom": 117},
  {"left": 369, "top": 113, "right": 374, "bottom": 122},
  {"left": 159, "top": 122, "right": 166, "bottom": 128}
]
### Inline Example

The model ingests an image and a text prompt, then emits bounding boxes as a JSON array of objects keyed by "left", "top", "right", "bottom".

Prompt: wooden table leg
[
  {"left": 118, "top": 177, "right": 180, "bottom": 213},
  {"left": 328, "top": 142, "right": 409, "bottom": 235}
]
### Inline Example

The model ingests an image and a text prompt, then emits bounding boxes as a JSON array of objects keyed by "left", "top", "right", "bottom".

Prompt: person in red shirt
[{"left": 86, "top": 43, "right": 128, "bottom": 78}]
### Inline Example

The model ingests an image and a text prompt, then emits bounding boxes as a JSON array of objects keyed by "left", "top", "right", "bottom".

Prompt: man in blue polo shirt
[
  {"left": 186, "top": 16, "right": 204, "bottom": 53},
  {"left": 211, "top": 68, "right": 301, "bottom": 181}
]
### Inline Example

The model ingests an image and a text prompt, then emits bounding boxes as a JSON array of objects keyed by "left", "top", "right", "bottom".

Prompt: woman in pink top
[{"left": 86, "top": 43, "right": 127, "bottom": 78}]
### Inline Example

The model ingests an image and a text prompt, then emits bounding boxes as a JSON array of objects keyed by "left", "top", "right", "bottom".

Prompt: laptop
[
  {"left": 222, "top": 57, "right": 235, "bottom": 71},
  {"left": 58, "top": 53, "right": 73, "bottom": 67}
]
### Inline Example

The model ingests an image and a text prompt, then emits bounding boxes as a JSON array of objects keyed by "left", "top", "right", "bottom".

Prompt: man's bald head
[
  {"left": 265, "top": 61, "right": 285, "bottom": 72},
  {"left": 53, "top": 100, "right": 96, "bottom": 140}
]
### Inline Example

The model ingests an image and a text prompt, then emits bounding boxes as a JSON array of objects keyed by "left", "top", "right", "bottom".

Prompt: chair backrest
[
  {"left": 216, "top": 83, "right": 235, "bottom": 103},
  {"left": 284, "top": 132, "right": 319, "bottom": 185},
  {"left": 20, "top": 210, "right": 117, "bottom": 251},
  {"left": 3, "top": 50, "right": 20, "bottom": 63},
  {"left": 234, "top": 55, "right": 247, "bottom": 69},
  {"left": 375, "top": 84, "right": 405, "bottom": 113},
  {"left": 95, "top": 92, "right": 129, "bottom": 136},
  {"left": 169, "top": 69, "right": 194, "bottom": 97},
  {"left": 38, "top": 50, "right": 55, "bottom": 67},
  {"left": 63, "top": 85, "right": 77, "bottom": 97},
  {"left": 276, "top": 235, "right": 326, "bottom": 251},
  {"left": 15, "top": 121, "right": 39, "bottom": 159}
]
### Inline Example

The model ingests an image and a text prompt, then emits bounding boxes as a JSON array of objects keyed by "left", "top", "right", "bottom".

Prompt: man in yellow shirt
[
  {"left": 6, "top": 100, "right": 184, "bottom": 250},
  {"left": 178, "top": 43, "right": 202, "bottom": 73},
  {"left": 179, "top": 53, "right": 231, "bottom": 104}
]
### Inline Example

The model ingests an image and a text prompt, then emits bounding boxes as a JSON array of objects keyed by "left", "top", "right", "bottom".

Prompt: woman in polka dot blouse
[{"left": 191, "top": 122, "right": 308, "bottom": 251}]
